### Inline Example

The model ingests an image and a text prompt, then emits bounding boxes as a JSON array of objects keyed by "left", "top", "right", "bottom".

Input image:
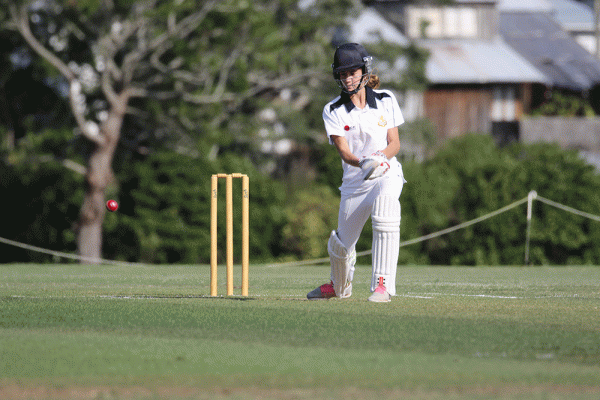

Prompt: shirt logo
[{"left": 378, "top": 116, "right": 387, "bottom": 127}]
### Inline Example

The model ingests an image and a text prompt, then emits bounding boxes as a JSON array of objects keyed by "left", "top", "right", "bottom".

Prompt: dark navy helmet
[
  {"left": 332, "top": 43, "right": 373, "bottom": 94},
  {"left": 332, "top": 43, "right": 372, "bottom": 76}
]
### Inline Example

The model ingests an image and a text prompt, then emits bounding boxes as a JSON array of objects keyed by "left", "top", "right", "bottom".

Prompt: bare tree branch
[
  {"left": 126, "top": 86, "right": 147, "bottom": 99},
  {"left": 10, "top": 4, "right": 75, "bottom": 80},
  {"left": 213, "top": 24, "right": 249, "bottom": 99},
  {"left": 101, "top": 60, "right": 119, "bottom": 107},
  {"left": 182, "top": 92, "right": 237, "bottom": 104},
  {"left": 115, "top": 0, "right": 220, "bottom": 85},
  {"left": 170, "top": 0, "right": 220, "bottom": 41},
  {"left": 28, "top": 155, "right": 87, "bottom": 175},
  {"left": 10, "top": 2, "right": 105, "bottom": 146}
]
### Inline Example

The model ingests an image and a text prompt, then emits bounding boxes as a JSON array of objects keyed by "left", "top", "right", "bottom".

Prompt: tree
[{"left": 4, "top": 0, "right": 350, "bottom": 262}]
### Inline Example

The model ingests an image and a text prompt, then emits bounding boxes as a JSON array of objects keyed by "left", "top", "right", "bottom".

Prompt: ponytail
[{"left": 366, "top": 74, "right": 380, "bottom": 89}]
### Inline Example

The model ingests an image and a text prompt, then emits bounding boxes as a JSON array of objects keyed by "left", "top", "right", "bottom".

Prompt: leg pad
[
  {"left": 328, "top": 231, "right": 355, "bottom": 298},
  {"left": 371, "top": 196, "right": 400, "bottom": 296}
]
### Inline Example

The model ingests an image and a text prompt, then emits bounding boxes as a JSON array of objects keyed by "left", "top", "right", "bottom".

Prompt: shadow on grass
[{"left": 123, "top": 294, "right": 256, "bottom": 301}]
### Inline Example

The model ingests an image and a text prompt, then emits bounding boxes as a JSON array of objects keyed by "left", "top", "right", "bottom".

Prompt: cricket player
[{"left": 307, "top": 43, "right": 406, "bottom": 302}]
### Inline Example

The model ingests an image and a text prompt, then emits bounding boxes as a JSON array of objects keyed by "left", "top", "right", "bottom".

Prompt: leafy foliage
[
  {"left": 1, "top": 0, "right": 368, "bottom": 260},
  {"left": 281, "top": 184, "right": 339, "bottom": 260},
  {"left": 531, "top": 92, "right": 595, "bottom": 117},
  {"left": 3, "top": 1, "right": 598, "bottom": 266},
  {"left": 398, "top": 134, "right": 600, "bottom": 265},
  {"left": 0, "top": 128, "right": 84, "bottom": 262},
  {"left": 4, "top": 129, "right": 600, "bottom": 265},
  {"left": 109, "top": 150, "right": 288, "bottom": 264}
]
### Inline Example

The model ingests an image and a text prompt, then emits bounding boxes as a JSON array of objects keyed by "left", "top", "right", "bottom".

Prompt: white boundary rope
[
  {"left": 536, "top": 195, "right": 600, "bottom": 222},
  {"left": 272, "top": 190, "right": 600, "bottom": 267},
  {"left": 0, "top": 236, "right": 140, "bottom": 267},
  {"left": 1, "top": 191, "right": 599, "bottom": 266},
  {"left": 398, "top": 196, "right": 530, "bottom": 248},
  {"left": 273, "top": 195, "right": 532, "bottom": 267}
]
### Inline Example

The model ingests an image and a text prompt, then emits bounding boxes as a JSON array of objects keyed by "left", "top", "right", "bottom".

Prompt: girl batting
[{"left": 307, "top": 43, "right": 406, "bottom": 302}]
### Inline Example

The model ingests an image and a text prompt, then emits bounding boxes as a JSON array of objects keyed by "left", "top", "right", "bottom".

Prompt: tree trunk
[{"left": 76, "top": 110, "right": 124, "bottom": 263}]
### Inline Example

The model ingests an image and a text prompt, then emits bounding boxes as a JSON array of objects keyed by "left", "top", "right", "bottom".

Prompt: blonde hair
[{"left": 366, "top": 74, "right": 380, "bottom": 89}]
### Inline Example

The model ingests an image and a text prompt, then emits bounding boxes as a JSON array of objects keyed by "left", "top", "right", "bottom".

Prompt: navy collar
[{"left": 340, "top": 86, "right": 378, "bottom": 112}]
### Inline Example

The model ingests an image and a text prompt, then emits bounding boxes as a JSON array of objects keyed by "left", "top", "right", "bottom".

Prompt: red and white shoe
[
  {"left": 307, "top": 281, "right": 336, "bottom": 299},
  {"left": 368, "top": 277, "right": 391, "bottom": 303}
]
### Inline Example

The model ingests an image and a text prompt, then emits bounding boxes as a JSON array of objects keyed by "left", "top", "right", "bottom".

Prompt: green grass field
[{"left": 1, "top": 263, "right": 599, "bottom": 399}]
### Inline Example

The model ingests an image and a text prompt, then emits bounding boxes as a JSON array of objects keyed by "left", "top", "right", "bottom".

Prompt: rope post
[{"left": 524, "top": 190, "right": 537, "bottom": 265}]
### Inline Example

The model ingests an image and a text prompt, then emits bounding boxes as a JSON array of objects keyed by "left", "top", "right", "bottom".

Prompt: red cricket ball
[{"left": 106, "top": 199, "right": 119, "bottom": 212}]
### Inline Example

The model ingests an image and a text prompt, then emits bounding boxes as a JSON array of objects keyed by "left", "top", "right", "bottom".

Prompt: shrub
[
  {"left": 113, "top": 151, "right": 288, "bottom": 264},
  {"left": 399, "top": 134, "right": 600, "bottom": 265},
  {"left": 281, "top": 185, "right": 339, "bottom": 260}
]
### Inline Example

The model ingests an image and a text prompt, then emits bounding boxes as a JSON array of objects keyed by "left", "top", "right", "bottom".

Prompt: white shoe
[{"left": 368, "top": 277, "right": 391, "bottom": 303}]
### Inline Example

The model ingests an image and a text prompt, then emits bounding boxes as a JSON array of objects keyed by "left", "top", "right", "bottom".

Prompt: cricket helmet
[{"left": 332, "top": 43, "right": 373, "bottom": 94}]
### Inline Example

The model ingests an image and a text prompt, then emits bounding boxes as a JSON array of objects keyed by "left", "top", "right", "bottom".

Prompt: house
[
  {"left": 417, "top": 37, "right": 549, "bottom": 145},
  {"left": 495, "top": 0, "right": 598, "bottom": 55},
  {"left": 354, "top": 0, "right": 600, "bottom": 150},
  {"left": 498, "top": 0, "right": 600, "bottom": 95},
  {"left": 344, "top": 8, "right": 427, "bottom": 123},
  {"left": 496, "top": 0, "right": 600, "bottom": 169},
  {"left": 362, "top": 0, "right": 550, "bottom": 145}
]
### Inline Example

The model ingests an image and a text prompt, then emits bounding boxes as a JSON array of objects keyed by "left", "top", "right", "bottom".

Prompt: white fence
[{"left": 520, "top": 116, "right": 600, "bottom": 153}]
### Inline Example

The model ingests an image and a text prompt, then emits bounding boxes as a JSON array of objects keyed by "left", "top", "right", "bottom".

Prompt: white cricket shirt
[{"left": 323, "top": 86, "right": 405, "bottom": 195}]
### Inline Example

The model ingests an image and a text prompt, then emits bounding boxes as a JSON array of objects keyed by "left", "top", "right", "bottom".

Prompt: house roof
[
  {"left": 345, "top": 7, "right": 547, "bottom": 86},
  {"left": 455, "top": 0, "right": 497, "bottom": 3},
  {"left": 347, "top": 8, "right": 409, "bottom": 46},
  {"left": 496, "top": 0, "right": 594, "bottom": 31},
  {"left": 418, "top": 37, "right": 549, "bottom": 84},
  {"left": 496, "top": 0, "right": 553, "bottom": 12},
  {"left": 499, "top": 11, "right": 600, "bottom": 90},
  {"left": 546, "top": 0, "right": 594, "bottom": 32}
]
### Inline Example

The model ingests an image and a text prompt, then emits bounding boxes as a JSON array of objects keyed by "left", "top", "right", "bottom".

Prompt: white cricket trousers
[
  {"left": 335, "top": 173, "right": 404, "bottom": 282},
  {"left": 337, "top": 175, "right": 404, "bottom": 252}
]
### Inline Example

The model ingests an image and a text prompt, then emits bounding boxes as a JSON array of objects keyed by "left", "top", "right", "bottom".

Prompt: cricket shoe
[
  {"left": 306, "top": 281, "right": 336, "bottom": 299},
  {"left": 368, "top": 277, "right": 391, "bottom": 303}
]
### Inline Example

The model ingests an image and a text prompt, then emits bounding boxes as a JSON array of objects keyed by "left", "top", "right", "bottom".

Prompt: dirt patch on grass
[{"left": 1, "top": 384, "right": 600, "bottom": 400}]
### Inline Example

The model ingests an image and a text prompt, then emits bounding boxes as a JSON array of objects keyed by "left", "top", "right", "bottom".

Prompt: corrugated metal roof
[
  {"left": 500, "top": 11, "right": 600, "bottom": 90},
  {"left": 418, "top": 37, "right": 550, "bottom": 84},
  {"left": 547, "top": 0, "right": 594, "bottom": 32}
]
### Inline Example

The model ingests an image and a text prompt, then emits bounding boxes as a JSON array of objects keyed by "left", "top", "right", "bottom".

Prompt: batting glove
[{"left": 359, "top": 152, "right": 390, "bottom": 180}]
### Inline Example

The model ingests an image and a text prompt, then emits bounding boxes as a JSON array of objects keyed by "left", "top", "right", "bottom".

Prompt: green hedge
[
  {"left": 0, "top": 129, "right": 84, "bottom": 262},
  {"left": 110, "top": 151, "right": 288, "bottom": 264},
  {"left": 399, "top": 134, "right": 600, "bottom": 265},
  {"left": 3, "top": 132, "right": 600, "bottom": 265}
]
